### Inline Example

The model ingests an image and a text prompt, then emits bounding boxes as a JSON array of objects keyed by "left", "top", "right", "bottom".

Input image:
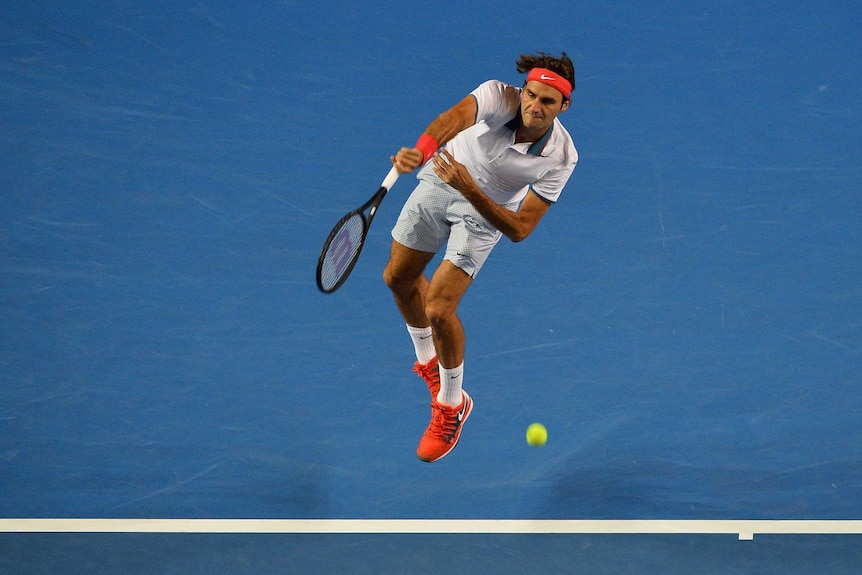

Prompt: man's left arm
[{"left": 432, "top": 149, "right": 552, "bottom": 243}]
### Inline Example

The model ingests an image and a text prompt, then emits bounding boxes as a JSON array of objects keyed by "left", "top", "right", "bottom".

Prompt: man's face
[{"left": 520, "top": 80, "right": 570, "bottom": 132}]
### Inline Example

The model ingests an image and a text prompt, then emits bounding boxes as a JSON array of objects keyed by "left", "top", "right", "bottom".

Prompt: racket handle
[{"left": 381, "top": 166, "right": 400, "bottom": 191}]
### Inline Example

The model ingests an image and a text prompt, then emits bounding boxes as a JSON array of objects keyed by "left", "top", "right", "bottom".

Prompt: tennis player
[{"left": 384, "top": 52, "right": 578, "bottom": 462}]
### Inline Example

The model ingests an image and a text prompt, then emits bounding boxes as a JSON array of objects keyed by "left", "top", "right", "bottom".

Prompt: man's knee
[
  {"left": 382, "top": 261, "right": 403, "bottom": 291},
  {"left": 384, "top": 243, "right": 432, "bottom": 292},
  {"left": 383, "top": 258, "right": 421, "bottom": 295},
  {"left": 424, "top": 294, "right": 457, "bottom": 328}
]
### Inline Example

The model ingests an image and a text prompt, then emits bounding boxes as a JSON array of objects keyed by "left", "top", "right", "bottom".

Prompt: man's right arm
[
  {"left": 391, "top": 95, "right": 478, "bottom": 173},
  {"left": 424, "top": 94, "right": 478, "bottom": 148}
]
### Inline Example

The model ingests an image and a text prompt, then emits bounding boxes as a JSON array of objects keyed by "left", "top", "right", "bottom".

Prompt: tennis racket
[{"left": 316, "top": 166, "right": 400, "bottom": 293}]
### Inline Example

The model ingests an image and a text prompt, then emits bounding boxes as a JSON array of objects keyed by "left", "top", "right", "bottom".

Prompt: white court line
[{"left": 2, "top": 519, "right": 862, "bottom": 540}]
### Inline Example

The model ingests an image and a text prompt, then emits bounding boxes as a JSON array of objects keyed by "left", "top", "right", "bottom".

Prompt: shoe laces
[
  {"left": 427, "top": 402, "right": 459, "bottom": 442},
  {"left": 413, "top": 358, "right": 440, "bottom": 388}
]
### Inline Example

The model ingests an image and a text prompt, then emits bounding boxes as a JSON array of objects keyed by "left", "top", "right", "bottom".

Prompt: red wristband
[{"left": 414, "top": 134, "right": 439, "bottom": 164}]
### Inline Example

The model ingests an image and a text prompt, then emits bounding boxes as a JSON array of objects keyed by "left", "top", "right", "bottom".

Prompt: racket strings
[{"left": 319, "top": 214, "right": 365, "bottom": 292}]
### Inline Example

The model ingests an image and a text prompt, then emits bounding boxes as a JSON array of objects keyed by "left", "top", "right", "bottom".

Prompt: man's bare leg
[
  {"left": 383, "top": 240, "right": 435, "bottom": 328},
  {"left": 424, "top": 260, "right": 472, "bottom": 370}
]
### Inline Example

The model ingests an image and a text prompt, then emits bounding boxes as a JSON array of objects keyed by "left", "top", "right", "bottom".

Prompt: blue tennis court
[{"left": 2, "top": 1, "right": 861, "bottom": 572}]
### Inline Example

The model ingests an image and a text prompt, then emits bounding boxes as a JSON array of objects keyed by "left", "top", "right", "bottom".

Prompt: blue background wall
[{"left": 2, "top": 0, "right": 860, "bottom": 571}]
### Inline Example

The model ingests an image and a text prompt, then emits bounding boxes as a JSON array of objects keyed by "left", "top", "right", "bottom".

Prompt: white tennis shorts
[{"left": 391, "top": 175, "right": 520, "bottom": 278}]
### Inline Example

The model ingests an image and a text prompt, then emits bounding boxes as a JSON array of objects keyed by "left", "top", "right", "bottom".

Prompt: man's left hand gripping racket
[{"left": 316, "top": 166, "right": 400, "bottom": 293}]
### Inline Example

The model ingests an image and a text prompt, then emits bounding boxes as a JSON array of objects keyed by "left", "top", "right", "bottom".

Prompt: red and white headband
[{"left": 526, "top": 67, "right": 572, "bottom": 99}]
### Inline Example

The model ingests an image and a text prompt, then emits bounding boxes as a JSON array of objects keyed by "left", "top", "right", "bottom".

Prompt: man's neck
[{"left": 514, "top": 124, "right": 549, "bottom": 144}]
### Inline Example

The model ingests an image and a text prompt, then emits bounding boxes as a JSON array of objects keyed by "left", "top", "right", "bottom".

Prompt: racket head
[{"left": 316, "top": 210, "right": 369, "bottom": 293}]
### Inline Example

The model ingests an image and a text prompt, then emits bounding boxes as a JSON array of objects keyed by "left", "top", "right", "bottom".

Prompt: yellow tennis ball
[{"left": 526, "top": 423, "right": 547, "bottom": 446}]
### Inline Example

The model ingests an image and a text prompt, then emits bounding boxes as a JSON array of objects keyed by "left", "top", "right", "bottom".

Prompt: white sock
[
  {"left": 406, "top": 324, "right": 436, "bottom": 364},
  {"left": 437, "top": 362, "right": 464, "bottom": 407}
]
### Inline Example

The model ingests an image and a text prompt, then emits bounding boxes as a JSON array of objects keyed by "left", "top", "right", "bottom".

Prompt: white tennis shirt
[{"left": 418, "top": 79, "right": 578, "bottom": 205}]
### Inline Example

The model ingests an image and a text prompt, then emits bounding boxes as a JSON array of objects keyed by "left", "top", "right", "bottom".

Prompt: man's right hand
[{"left": 391, "top": 147, "right": 425, "bottom": 173}]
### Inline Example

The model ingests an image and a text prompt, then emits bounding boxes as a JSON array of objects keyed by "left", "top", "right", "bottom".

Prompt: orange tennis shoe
[
  {"left": 416, "top": 391, "right": 473, "bottom": 463},
  {"left": 413, "top": 356, "right": 441, "bottom": 400}
]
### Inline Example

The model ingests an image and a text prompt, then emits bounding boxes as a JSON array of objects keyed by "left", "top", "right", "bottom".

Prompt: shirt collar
[{"left": 504, "top": 111, "right": 554, "bottom": 156}]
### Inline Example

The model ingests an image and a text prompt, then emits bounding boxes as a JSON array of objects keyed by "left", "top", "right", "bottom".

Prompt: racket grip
[{"left": 381, "top": 166, "right": 400, "bottom": 191}]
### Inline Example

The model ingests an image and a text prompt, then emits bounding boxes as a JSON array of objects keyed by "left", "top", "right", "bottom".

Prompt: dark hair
[{"left": 515, "top": 51, "right": 576, "bottom": 96}]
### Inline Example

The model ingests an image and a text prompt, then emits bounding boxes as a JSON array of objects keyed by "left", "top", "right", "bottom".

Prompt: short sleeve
[{"left": 470, "top": 80, "right": 521, "bottom": 127}]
